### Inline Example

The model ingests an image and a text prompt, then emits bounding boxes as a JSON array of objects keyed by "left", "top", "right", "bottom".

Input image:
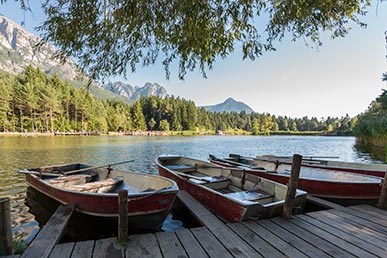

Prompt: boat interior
[
  {"left": 161, "top": 160, "right": 290, "bottom": 205},
  {"left": 222, "top": 156, "right": 383, "bottom": 183},
  {"left": 30, "top": 163, "right": 176, "bottom": 194}
]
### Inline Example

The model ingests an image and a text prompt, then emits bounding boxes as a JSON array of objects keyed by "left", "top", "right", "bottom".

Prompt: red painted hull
[
  {"left": 24, "top": 166, "right": 178, "bottom": 230},
  {"left": 210, "top": 160, "right": 382, "bottom": 203},
  {"left": 157, "top": 165, "right": 248, "bottom": 222}
]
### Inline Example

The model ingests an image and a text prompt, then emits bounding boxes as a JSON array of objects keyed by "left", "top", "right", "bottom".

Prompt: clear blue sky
[{"left": 1, "top": 1, "right": 387, "bottom": 118}]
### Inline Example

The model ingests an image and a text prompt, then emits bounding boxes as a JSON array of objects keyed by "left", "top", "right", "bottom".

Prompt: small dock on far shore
[{"left": 3, "top": 191, "right": 387, "bottom": 258}]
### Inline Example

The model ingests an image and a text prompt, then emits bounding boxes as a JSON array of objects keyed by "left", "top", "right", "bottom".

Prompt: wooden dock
[{"left": 6, "top": 191, "right": 387, "bottom": 258}]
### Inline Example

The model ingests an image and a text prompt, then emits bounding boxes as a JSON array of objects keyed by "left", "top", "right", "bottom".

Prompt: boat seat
[
  {"left": 165, "top": 164, "right": 196, "bottom": 172},
  {"left": 67, "top": 178, "right": 123, "bottom": 193},
  {"left": 224, "top": 191, "right": 274, "bottom": 202},
  {"left": 46, "top": 174, "right": 95, "bottom": 187}
]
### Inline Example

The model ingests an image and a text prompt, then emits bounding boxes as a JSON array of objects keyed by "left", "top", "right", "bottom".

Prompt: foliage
[
  {"left": 0, "top": 68, "right": 356, "bottom": 134},
  {"left": 13, "top": 238, "right": 28, "bottom": 255},
  {"left": 353, "top": 90, "right": 387, "bottom": 142},
  {"left": 0, "top": 0, "right": 368, "bottom": 80}
]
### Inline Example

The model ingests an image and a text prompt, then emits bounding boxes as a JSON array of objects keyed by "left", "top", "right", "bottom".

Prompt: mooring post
[
  {"left": 377, "top": 170, "right": 387, "bottom": 209},
  {"left": 282, "top": 154, "right": 302, "bottom": 219},
  {"left": 118, "top": 190, "right": 128, "bottom": 243},
  {"left": 0, "top": 198, "right": 13, "bottom": 256}
]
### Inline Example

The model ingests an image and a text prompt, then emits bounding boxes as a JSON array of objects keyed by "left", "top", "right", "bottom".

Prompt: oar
[
  {"left": 172, "top": 170, "right": 212, "bottom": 183},
  {"left": 18, "top": 170, "right": 64, "bottom": 177},
  {"left": 255, "top": 155, "right": 339, "bottom": 160},
  {"left": 63, "top": 160, "right": 135, "bottom": 175},
  {"left": 18, "top": 160, "right": 135, "bottom": 177}
]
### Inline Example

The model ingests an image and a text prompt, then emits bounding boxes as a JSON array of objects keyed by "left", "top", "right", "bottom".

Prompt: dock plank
[
  {"left": 190, "top": 227, "right": 233, "bottom": 258},
  {"left": 93, "top": 237, "right": 125, "bottom": 258},
  {"left": 227, "top": 222, "right": 284, "bottom": 257},
  {"left": 312, "top": 210, "right": 387, "bottom": 243},
  {"left": 257, "top": 219, "right": 331, "bottom": 258},
  {"left": 243, "top": 220, "right": 308, "bottom": 258},
  {"left": 126, "top": 233, "right": 162, "bottom": 258},
  {"left": 20, "top": 204, "right": 75, "bottom": 258},
  {"left": 177, "top": 191, "right": 261, "bottom": 258},
  {"left": 175, "top": 228, "right": 209, "bottom": 258},
  {"left": 330, "top": 208, "right": 387, "bottom": 233},
  {"left": 298, "top": 214, "right": 381, "bottom": 257},
  {"left": 349, "top": 205, "right": 387, "bottom": 223},
  {"left": 156, "top": 231, "right": 187, "bottom": 258},
  {"left": 71, "top": 240, "right": 94, "bottom": 258},
  {"left": 48, "top": 242, "right": 74, "bottom": 258},
  {"left": 271, "top": 217, "right": 354, "bottom": 258}
]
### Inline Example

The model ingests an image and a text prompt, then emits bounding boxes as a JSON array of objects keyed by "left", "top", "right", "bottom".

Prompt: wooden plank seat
[
  {"left": 46, "top": 174, "right": 95, "bottom": 187},
  {"left": 223, "top": 191, "right": 274, "bottom": 202},
  {"left": 67, "top": 178, "right": 123, "bottom": 193}
]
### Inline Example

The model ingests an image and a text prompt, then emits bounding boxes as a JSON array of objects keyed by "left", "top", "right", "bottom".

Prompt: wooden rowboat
[
  {"left": 19, "top": 162, "right": 178, "bottom": 230},
  {"left": 254, "top": 155, "right": 387, "bottom": 178},
  {"left": 209, "top": 154, "right": 383, "bottom": 205},
  {"left": 156, "top": 155, "right": 307, "bottom": 222}
]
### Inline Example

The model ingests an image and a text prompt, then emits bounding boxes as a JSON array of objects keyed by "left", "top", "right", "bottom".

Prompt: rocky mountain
[
  {"left": 0, "top": 14, "right": 83, "bottom": 81},
  {"left": 202, "top": 97, "right": 254, "bottom": 114},
  {"left": 100, "top": 81, "right": 168, "bottom": 101},
  {"left": 0, "top": 14, "right": 168, "bottom": 102}
]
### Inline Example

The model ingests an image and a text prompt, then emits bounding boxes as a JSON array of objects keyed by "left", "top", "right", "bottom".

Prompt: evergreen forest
[{"left": 0, "top": 66, "right": 356, "bottom": 135}]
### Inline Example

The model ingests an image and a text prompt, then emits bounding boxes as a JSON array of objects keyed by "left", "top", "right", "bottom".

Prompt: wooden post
[
  {"left": 118, "top": 190, "right": 128, "bottom": 243},
  {"left": 377, "top": 170, "right": 387, "bottom": 209},
  {"left": 282, "top": 154, "right": 302, "bottom": 219},
  {"left": 0, "top": 198, "right": 13, "bottom": 256}
]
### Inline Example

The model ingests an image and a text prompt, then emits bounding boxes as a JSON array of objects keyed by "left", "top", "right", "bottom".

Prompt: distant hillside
[
  {"left": 0, "top": 14, "right": 167, "bottom": 103},
  {"left": 202, "top": 97, "right": 254, "bottom": 114},
  {"left": 100, "top": 81, "right": 168, "bottom": 101}
]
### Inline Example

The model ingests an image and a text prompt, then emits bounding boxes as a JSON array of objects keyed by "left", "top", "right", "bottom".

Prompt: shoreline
[{"left": 0, "top": 130, "right": 350, "bottom": 137}]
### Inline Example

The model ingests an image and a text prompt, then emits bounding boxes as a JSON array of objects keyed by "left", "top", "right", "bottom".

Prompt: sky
[{"left": 1, "top": 1, "right": 387, "bottom": 119}]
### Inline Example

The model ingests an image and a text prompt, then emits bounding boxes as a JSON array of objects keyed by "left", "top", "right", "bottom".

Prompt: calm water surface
[{"left": 0, "top": 135, "right": 380, "bottom": 242}]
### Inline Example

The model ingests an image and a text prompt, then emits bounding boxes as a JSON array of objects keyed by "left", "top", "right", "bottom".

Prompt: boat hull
[
  {"left": 156, "top": 156, "right": 306, "bottom": 222},
  {"left": 210, "top": 158, "right": 382, "bottom": 204},
  {"left": 24, "top": 164, "right": 178, "bottom": 230}
]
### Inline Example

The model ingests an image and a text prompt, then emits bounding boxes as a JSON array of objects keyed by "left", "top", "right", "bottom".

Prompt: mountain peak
[
  {"left": 201, "top": 98, "right": 254, "bottom": 114},
  {"left": 100, "top": 81, "right": 168, "bottom": 101},
  {"left": 0, "top": 14, "right": 84, "bottom": 81}
]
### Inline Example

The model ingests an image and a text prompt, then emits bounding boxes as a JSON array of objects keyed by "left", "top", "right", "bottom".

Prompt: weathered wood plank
[
  {"left": 48, "top": 242, "right": 74, "bottom": 258},
  {"left": 314, "top": 210, "right": 387, "bottom": 243},
  {"left": 126, "top": 233, "right": 162, "bottom": 258},
  {"left": 93, "top": 237, "right": 125, "bottom": 258},
  {"left": 243, "top": 220, "right": 308, "bottom": 258},
  {"left": 227, "top": 222, "right": 284, "bottom": 257},
  {"left": 271, "top": 217, "right": 355, "bottom": 258},
  {"left": 350, "top": 205, "right": 387, "bottom": 223},
  {"left": 282, "top": 154, "right": 302, "bottom": 219},
  {"left": 175, "top": 228, "right": 209, "bottom": 258},
  {"left": 257, "top": 219, "right": 331, "bottom": 258},
  {"left": 177, "top": 191, "right": 261, "bottom": 258},
  {"left": 305, "top": 195, "right": 347, "bottom": 211},
  {"left": 329, "top": 207, "right": 387, "bottom": 233},
  {"left": 350, "top": 205, "right": 387, "bottom": 220},
  {"left": 0, "top": 198, "right": 13, "bottom": 256},
  {"left": 20, "top": 204, "right": 75, "bottom": 258},
  {"left": 118, "top": 190, "right": 128, "bottom": 243},
  {"left": 298, "top": 214, "right": 382, "bottom": 257},
  {"left": 156, "top": 231, "right": 187, "bottom": 258},
  {"left": 377, "top": 170, "right": 387, "bottom": 209},
  {"left": 190, "top": 227, "right": 233, "bottom": 258},
  {"left": 71, "top": 240, "right": 94, "bottom": 258}
]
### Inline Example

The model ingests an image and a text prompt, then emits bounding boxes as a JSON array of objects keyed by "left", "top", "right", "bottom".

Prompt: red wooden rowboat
[
  {"left": 19, "top": 162, "right": 178, "bottom": 230},
  {"left": 209, "top": 154, "right": 383, "bottom": 205},
  {"left": 254, "top": 155, "right": 387, "bottom": 178},
  {"left": 156, "top": 155, "right": 306, "bottom": 222}
]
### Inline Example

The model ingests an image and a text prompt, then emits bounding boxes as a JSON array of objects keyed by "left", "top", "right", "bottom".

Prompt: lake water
[{"left": 0, "top": 135, "right": 380, "bottom": 243}]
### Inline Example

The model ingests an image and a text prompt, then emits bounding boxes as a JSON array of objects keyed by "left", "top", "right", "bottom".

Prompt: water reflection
[{"left": 0, "top": 135, "right": 383, "bottom": 242}]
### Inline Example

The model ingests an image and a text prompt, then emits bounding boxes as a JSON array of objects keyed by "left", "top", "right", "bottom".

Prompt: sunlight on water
[{"left": 0, "top": 135, "right": 379, "bottom": 242}]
